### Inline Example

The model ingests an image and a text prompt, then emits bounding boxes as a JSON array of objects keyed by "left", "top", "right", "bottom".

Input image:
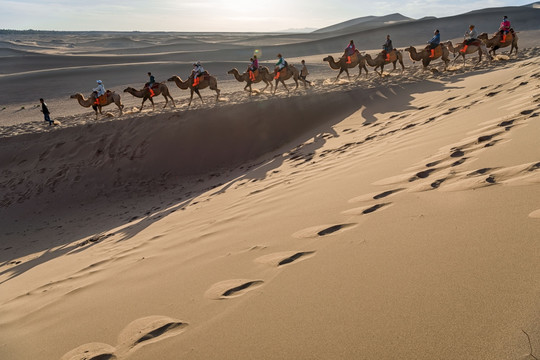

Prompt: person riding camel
[
  {"left": 248, "top": 55, "right": 259, "bottom": 82},
  {"left": 93, "top": 80, "right": 106, "bottom": 105},
  {"left": 146, "top": 72, "right": 155, "bottom": 97},
  {"left": 427, "top": 30, "right": 440, "bottom": 58},
  {"left": 192, "top": 61, "right": 205, "bottom": 87},
  {"left": 461, "top": 25, "right": 478, "bottom": 53},
  {"left": 499, "top": 16, "right": 511, "bottom": 43},
  {"left": 382, "top": 35, "right": 393, "bottom": 61},
  {"left": 344, "top": 40, "right": 356, "bottom": 64},
  {"left": 274, "top": 53, "right": 287, "bottom": 79}
]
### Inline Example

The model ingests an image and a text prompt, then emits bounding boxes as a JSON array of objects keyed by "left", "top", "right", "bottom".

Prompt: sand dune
[{"left": 1, "top": 6, "right": 540, "bottom": 360}]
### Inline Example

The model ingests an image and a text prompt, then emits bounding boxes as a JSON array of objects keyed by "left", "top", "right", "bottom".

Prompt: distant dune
[{"left": 313, "top": 13, "right": 413, "bottom": 34}]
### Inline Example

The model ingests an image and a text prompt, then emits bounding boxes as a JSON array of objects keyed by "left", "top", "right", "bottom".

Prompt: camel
[
  {"left": 477, "top": 31, "right": 518, "bottom": 56},
  {"left": 70, "top": 91, "right": 124, "bottom": 118},
  {"left": 227, "top": 67, "right": 274, "bottom": 94},
  {"left": 404, "top": 45, "right": 450, "bottom": 71},
  {"left": 272, "top": 65, "right": 300, "bottom": 94},
  {"left": 445, "top": 40, "right": 491, "bottom": 66},
  {"left": 123, "top": 83, "right": 175, "bottom": 112},
  {"left": 167, "top": 74, "right": 220, "bottom": 106},
  {"left": 364, "top": 50, "right": 405, "bottom": 76},
  {"left": 323, "top": 51, "right": 368, "bottom": 81}
]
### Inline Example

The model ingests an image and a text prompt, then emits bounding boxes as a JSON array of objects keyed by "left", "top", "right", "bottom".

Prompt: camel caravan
[{"left": 69, "top": 15, "right": 519, "bottom": 118}]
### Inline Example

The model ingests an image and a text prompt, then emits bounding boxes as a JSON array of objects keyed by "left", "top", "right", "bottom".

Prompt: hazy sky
[{"left": 1, "top": 0, "right": 533, "bottom": 32}]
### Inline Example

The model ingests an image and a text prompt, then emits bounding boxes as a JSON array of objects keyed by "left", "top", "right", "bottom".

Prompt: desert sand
[{"left": 1, "top": 5, "right": 540, "bottom": 360}]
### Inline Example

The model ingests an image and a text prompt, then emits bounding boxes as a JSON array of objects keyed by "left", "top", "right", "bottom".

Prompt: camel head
[
  {"left": 477, "top": 33, "right": 488, "bottom": 40},
  {"left": 123, "top": 87, "right": 135, "bottom": 92},
  {"left": 167, "top": 76, "right": 176, "bottom": 82},
  {"left": 70, "top": 93, "right": 82, "bottom": 99},
  {"left": 404, "top": 46, "right": 413, "bottom": 53},
  {"left": 227, "top": 69, "right": 238, "bottom": 75},
  {"left": 322, "top": 56, "right": 333, "bottom": 62}
]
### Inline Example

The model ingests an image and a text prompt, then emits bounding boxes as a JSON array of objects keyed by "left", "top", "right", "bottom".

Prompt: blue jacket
[{"left": 429, "top": 33, "right": 440, "bottom": 46}]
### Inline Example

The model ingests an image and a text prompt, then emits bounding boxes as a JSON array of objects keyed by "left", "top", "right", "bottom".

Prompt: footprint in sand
[
  {"left": 292, "top": 223, "right": 358, "bottom": 238},
  {"left": 61, "top": 342, "right": 117, "bottom": 360},
  {"left": 409, "top": 169, "right": 436, "bottom": 182},
  {"left": 256, "top": 251, "right": 316, "bottom": 267},
  {"left": 467, "top": 168, "right": 495, "bottom": 177},
  {"left": 205, "top": 279, "right": 264, "bottom": 300},
  {"left": 528, "top": 209, "right": 540, "bottom": 218},
  {"left": 116, "top": 316, "right": 188, "bottom": 354},
  {"left": 349, "top": 188, "right": 403, "bottom": 203},
  {"left": 342, "top": 203, "right": 392, "bottom": 216}
]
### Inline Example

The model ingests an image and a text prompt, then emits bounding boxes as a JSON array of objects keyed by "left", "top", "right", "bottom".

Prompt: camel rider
[
  {"left": 274, "top": 53, "right": 287, "bottom": 79},
  {"left": 382, "top": 35, "right": 393, "bottom": 61},
  {"left": 192, "top": 61, "right": 205, "bottom": 86},
  {"left": 248, "top": 55, "right": 259, "bottom": 81},
  {"left": 499, "top": 16, "right": 511, "bottom": 43},
  {"left": 427, "top": 29, "right": 440, "bottom": 58},
  {"left": 461, "top": 25, "right": 478, "bottom": 53},
  {"left": 146, "top": 72, "right": 156, "bottom": 97},
  {"left": 344, "top": 40, "right": 356, "bottom": 64},
  {"left": 93, "top": 80, "right": 106, "bottom": 105}
]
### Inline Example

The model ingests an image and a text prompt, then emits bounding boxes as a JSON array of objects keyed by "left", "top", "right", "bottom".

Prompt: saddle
[
  {"left": 343, "top": 51, "right": 358, "bottom": 64},
  {"left": 249, "top": 69, "right": 259, "bottom": 81},
  {"left": 274, "top": 66, "right": 288, "bottom": 80},
  {"left": 500, "top": 31, "right": 513, "bottom": 43},
  {"left": 425, "top": 44, "right": 442, "bottom": 58},
  {"left": 381, "top": 49, "right": 397, "bottom": 62},
  {"left": 93, "top": 90, "right": 110, "bottom": 105}
]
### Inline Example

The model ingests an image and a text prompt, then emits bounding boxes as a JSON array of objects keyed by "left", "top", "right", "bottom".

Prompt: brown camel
[
  {"left": 70, "top": 91, "right": 123, "bottom": 118},
  {"left": 477, "top": 31, "right": 518, "bottom": 56},
  {"left": 227, "top": 67, "right": 274, "bottom": 94},
  {"left": 364, "top": 50, "right": 405, "bottom": 76},
  {"left": 167, "top": 74, "right": 220, "bottom": 106},
  {"left": 272, "top": 65, "right": 300, "bottom": 94},
  {"left": 123, "top": 83, "right": 175, "bottom": 112},
  {"left": 404, "top": 45, "right": 450, "bottom": 70},
  {"left": 445, "top": 40, "right": 491, "bottom": 66},
  {"left": 323, "top": 51, "right": 368, "bottom": 81}
]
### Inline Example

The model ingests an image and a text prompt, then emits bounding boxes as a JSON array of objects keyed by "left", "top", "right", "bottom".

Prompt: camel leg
[
  {"left": 363, "top": 65, "right": 369, "bottom": 78},
  {"left": 169, "top": 95, "right": 175, "bottom": 108},
  {"left": 188, "top": 89, "right": 195, "bottom": 106},
  {"left": 261, "top": 81, "right": 269, "bottom": 93},
  {"left": 335, "top": 69, "right": 344, "bottom": 81},
  {"left": 399, "top": 59, "right": 405, "bottom": 72},
  {"left": 139, "top": 97, "right": 147, "bottom": 112},
  {"left": 214, "top": 88, "right": 220, "bottom": 102},
  {"left": 294, "top": 79, "right": 299, "bottom": 90},
  {"left": 273, "top": 80, "right": 279, "bottom": 94},
  {"left": 194, "top": 88, "right": 204, "bottom": 104},
  {"left": 280, "top": 80, "right": 289, "bottom": 93},
  {"left": 161, "top": 94, "right": 168, "bottom": 108}
]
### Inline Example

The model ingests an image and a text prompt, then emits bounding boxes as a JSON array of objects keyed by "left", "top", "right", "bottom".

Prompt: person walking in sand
[
  {"left": 299, "top": 60, "right": 312, "bottom": 86},
  {"left": 39, "top": 98, "right": 53, "bottom": 126}
]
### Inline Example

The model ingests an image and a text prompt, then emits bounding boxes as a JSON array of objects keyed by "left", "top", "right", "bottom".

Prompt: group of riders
[
  {"left": 427, "top": 15, "right": 512, "bottom": 58},
  {"left": 91, "top": 16, "right": 514, "bottom": 103}
]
